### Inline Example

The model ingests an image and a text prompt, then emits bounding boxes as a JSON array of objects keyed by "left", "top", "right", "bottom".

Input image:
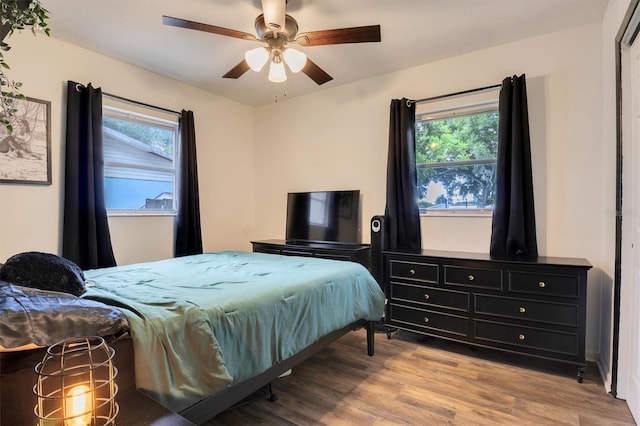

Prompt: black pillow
[{"left": 0, "top": 252, "right": 86, "bottom": 296}]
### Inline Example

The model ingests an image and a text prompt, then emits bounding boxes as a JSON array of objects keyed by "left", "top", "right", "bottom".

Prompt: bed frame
[
  {"left": 0, "top": 320, "right": 375, "bottom": 425},
  {"left": 181, "top": 319, "right": 375, "bottom": 424}
]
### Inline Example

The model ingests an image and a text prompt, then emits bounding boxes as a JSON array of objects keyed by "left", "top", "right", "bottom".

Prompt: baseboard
[{"left": 595, "top": 351, "right": 613, "bottom": 395}]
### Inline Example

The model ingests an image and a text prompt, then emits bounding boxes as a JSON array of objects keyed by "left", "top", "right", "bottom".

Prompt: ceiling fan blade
[
  {"left": 261, "top": 0, "right": 286, "bottom": 33},
  {"left": 295, "top": 25, "right": 381, "bottom": 46},
  {"left": 222, "top": 60, "right": 251, "bottom": 79},
  {"left": 302, "top": 59, "right": 333, "bottom": 85},
  {"left": 162, "top": 15, "right": 257, "bottom": 41}
]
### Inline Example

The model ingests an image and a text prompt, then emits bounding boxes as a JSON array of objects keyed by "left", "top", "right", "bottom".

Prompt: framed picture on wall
[{"left": 0, "top": 95, "right": 51, "bottom": 185}]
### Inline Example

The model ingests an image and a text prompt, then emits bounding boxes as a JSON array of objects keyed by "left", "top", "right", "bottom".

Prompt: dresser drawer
[
  {"left": 281, "top": 249, "right": 313, "bottom": 257},
  {"left": 314, "top": 253, "right": 351, "bottom": 262},
  {"left": 389, "top": 304, "right": 469, "bottom": 336},
  {"left": 474, "top": 295, "right": 578, "bottom": 327},
  {"left": 389, "top": 260, "right": 438, "bottom": 283},
  {"left": 509, "top": 271, "right": 579, "bottom": 298},
  {"left": 255, "top": 246, "right": 281, "bottom": 255},
  {"left": 474, "top": 320, "right": 578, "bottom": 356},
  {"left": 390, "top": 282, "right": 469, "bottom": 312},
  {"left": 444, "top": 265, "right": 503, "bottom": 290}
]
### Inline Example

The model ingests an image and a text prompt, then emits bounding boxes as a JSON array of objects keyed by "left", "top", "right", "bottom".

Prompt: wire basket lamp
[{"left": 34, "top": 336, "right": 119, "bottom": 426}]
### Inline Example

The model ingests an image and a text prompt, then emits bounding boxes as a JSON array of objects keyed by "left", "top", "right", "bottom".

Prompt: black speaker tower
[
  {"left": 371, "top": 215, "right": 394, "bottom": 334},
  {"left": 370, "top": 215, "right": 387, "bottom": 292}
]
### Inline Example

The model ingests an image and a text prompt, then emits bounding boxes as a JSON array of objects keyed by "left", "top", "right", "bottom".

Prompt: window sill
[
  {"left": 107, "top": 210, "right": 176, "bottom": 217},
  {"left": 420, "top": 209, "right": 492, "bottom": 218}
]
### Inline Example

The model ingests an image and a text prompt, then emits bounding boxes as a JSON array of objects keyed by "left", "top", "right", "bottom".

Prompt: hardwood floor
[{"left": 205, "top": 329, "right": 635, "bottom": 425}]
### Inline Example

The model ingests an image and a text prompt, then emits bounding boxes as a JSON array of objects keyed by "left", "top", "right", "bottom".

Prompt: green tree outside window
[{"left": 415, "top": 110, "right": 498, "bottom": 211}]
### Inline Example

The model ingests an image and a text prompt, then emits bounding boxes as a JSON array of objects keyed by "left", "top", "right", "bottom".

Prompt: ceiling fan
[{"left": 162, "top": 0, "right": 381, "bottom": 85}]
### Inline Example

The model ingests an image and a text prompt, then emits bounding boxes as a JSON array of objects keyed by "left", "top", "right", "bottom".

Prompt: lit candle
[{"left": 65, "top": 385, "right": 92, "bottom": 426}]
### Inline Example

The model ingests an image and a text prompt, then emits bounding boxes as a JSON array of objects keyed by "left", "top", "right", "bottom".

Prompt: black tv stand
[{"left": 251, "top": 239, "right": 371, "bottom": 270}]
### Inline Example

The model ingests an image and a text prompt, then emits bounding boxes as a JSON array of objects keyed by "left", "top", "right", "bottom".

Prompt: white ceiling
[{"left": 43, "top": 0, "right": 608, "bottom": 106}]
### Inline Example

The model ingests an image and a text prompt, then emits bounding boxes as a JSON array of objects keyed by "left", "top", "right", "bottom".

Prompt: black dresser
[{"left": 383, "top": 249, "right": 592, "bottom": 381}]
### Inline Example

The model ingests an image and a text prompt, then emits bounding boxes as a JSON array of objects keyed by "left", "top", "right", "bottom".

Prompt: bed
[{"left": 0, "top": 250, "right": 385, "bottom": 425}]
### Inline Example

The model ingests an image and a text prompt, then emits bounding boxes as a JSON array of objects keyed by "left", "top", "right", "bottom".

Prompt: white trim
[
  {"left": 417, "top": 100, "right": 499, "bottom": 121},
  {"left": 421, "top": 210, "right": 492, "bottom": 218},
  {"left": 619, "top": 31, "right": 640, "bottom": 424},
  {"left": 103, "top": 105, "right": 178, "bottom": 129},
  {"left": 107, "top": 210, "right": 176, "bottom": 217},
  {"left": 622, "top": 4, "right": 640, "bottom": 44}
]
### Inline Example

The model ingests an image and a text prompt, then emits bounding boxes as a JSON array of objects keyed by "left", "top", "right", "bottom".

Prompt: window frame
[
  {"left": 415, "top": 89, "right": 499, "bottom": 217},
  {"left": 102, "top": 103, "right": 179, "bottom": 217}
]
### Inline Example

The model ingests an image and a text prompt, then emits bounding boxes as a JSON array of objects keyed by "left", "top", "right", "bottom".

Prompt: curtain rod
[
  {"left": 408, "top": 83, "right": 502, "bottom": 106},
  {"left": 103, "top": 92, "right": 181, "bottom": 117}
]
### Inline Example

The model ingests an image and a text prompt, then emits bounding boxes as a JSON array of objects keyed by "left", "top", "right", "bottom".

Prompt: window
[
  {"left": 415, "top": 88, "right": 499, "bottom": 215},
  {"left": 102, "top": 100, "right": 179, "bottom": 215}
]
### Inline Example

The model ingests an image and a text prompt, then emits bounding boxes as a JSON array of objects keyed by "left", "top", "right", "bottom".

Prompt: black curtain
[
  {"left": 385, "top": 98, "right": 422, "bottom": 250},
  {"left": 62, "top": 81, "right": 116, "bottom": 269},
  {"left": 490, "top": 75, "right": 538, "bottom": 258},
  {"left": 174, "top": 110, "right": 203, "bottom": 257}
]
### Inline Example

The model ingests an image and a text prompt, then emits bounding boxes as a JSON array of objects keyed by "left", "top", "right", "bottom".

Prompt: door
[{"left": 620, "top": 33, "right": 640, "bottom": 423}]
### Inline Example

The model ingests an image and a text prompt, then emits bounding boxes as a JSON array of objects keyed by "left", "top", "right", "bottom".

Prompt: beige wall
[
  {"left": 254, "top": 23, "right": 606, "bottom": 361},
  {"left": 0, "top": 34, "right": 255, "bottom": 265}
]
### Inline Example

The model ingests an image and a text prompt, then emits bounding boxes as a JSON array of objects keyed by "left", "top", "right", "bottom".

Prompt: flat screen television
[{"left": 285, "top": 190, "right": 361, "bottom": 246}]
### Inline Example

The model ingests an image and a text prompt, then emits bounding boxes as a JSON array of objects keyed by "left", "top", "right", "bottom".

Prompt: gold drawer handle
[
  {"left": 518, "top": 334, "right": 526, "bottom": 341},
  {"left": 468, "top": 274, "right": 475, "bottom": 281},
  {"left": 424, "top": 317, "right": 429, "bottom": 323},
  {"left": 409, "top": 269, "right": 416, "bottom": 275},
  {"left": 538, "top": 281, "right": 546, "bottom": 288},
  {"left": 519, "top": 307, "right": 526, "bottom": 313},
  {"left": 424, "top": 294, "right": 430, "bottom": 300}
]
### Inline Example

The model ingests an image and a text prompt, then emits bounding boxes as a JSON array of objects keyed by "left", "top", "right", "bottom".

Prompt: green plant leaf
[{"left": 0, "top": 0, "right": 50, "bottom": 133}]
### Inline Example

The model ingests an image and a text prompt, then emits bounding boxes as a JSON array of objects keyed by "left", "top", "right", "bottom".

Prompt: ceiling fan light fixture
[
  {"left": 163, "top": 2, "right": 382, "bottom": 86},
  {"left": 268, "top": 56, "right": 287, "bottom": 83},
  {"left": 283, "top": 48, "right": 306, "bottom": 73},
  {"left": 245, "top": 47, "right": 270, "bottom": 72}
]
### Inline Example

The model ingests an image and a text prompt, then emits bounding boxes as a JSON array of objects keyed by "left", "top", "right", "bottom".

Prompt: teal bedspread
[{"left": 83, "top": 251, "right": 385, "bottom": 412}]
